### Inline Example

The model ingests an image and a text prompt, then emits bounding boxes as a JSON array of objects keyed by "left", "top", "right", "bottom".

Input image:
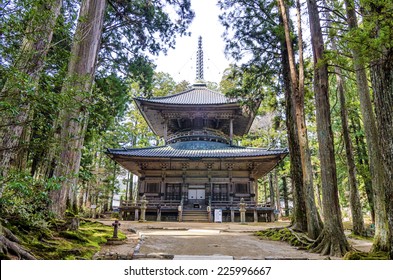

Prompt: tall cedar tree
[
  {"left": 306, "top": 0, "right": 350, "bottom": 256},
  {"left": 277, "top": 0, "right": 322, "bottom": 239},
  {"left": 49, "top": 0, "right": 107, "bottom": 217},
  {"left": 218, "top": 0, "right": 309, "bottom": 232},
  {"left": 323, "top": 1, "right": 364, "bottom": 236},
  {"left": 344, "top": 0, "right": 389, "bottom": 251},
  {"left": 49, "top": 0, "right": 194, "bottom": 217},
  {"left": 280, "top": 39, "right": 307, "bottom": 232},
  {"left": 0, "top": 0, "right": 62, "bottom": 196},
  {"left": 365, "top": 1, "right": 393, "bottom": 259}
]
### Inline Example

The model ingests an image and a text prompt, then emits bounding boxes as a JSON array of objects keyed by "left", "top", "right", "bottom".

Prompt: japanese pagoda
[{"left": 107, "top": 37, "right": 288, "bottom": 222}]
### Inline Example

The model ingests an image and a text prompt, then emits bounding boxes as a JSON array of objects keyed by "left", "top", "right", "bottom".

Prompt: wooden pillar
[
  {"left": 269, "top": 172, "right": 274, "bottom": 207},
  {"left": 161, "top": 165, "right": 166, "bottom": 202},
  {"left": 160, "top": 181, "right": 165, "bottom": 199},
  {"left": 209, "top": 177, "right": 213, "bottom": 203},
  {"left": 249, "top": 179, "right": 255, "bottom": 202},
  {"left": 229, "top": 118, "right": 233, "bottom": 145},
  {"left": 228, "top": 164, "right": 233, "bottom": 202},
  {"left": 125, "top": 173, "right": 129, "bottom": 201},
  {"left": 182, "top": 164, "right": 187, "bottom": 201},
  {"left": 181, "top": 178, "right": 186, "bottom": 201},
  {"left": 163, "top": 119, "right": 168, "bottom": 144},
  {"left": 254, "top": 179, "right": 259, "bottom": 203}
]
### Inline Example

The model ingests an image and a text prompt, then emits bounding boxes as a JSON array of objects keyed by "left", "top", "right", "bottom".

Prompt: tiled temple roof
[
  {"left": 107, "top": 141, "right": 288, "bottom": 159},
  {"left": 134, "top": 84, "right": 236, "bottom": 105}
]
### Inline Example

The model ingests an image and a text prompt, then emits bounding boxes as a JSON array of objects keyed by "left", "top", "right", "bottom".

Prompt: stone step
[{"left": 182, "top": 210, "right": 209, "bottom": 222}]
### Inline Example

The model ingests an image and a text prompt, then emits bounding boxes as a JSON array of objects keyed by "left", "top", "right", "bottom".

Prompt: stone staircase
[{"left": 182, "top": 209, "right": 210, "bottom": 222}]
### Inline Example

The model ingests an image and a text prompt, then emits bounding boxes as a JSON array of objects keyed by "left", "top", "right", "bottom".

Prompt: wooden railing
[
  {"left": 210, "top": 201, "right": 273, "bottom": 209},
  {"left": 120, "top": 200, "right": 180, "bottom": 209},
  {"left": 167, "top": 128, "right": 229, "bottom": 143},
  {"left": 120, "top": 199, "right": 272, "bottom": 211}
]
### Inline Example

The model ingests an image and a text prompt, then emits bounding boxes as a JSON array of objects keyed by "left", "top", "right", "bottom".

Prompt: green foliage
[
  {"left": 219, "top": 0, "right": 281, "bottom": 63},
  {"left": 0, "top": 171, "right": 62, "bottom": 228},
  {"left": 346, "top": 0, "right": 393, "bottom": 62},
  {"left": 99, "top": 0, "right": 195, "bottom": 76},
  {"left": 218, "top": 0, "right": 284, "bottom": 110}
]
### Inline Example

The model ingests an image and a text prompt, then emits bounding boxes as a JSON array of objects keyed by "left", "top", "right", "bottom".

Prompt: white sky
[{"left": 153, "top": 0, "right": 233, "bottom": 84}]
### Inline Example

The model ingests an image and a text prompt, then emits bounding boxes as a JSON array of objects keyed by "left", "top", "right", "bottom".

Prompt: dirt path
[{"left": 96, "top": 220, "right": 372, "bottom": 260}]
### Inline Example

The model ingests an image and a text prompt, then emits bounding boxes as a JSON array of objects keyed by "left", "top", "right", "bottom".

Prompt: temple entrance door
[{"left": 188, "top": 186, "right": 205, "bottom": 208}]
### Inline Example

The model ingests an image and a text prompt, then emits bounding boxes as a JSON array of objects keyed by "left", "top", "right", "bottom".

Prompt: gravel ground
[{"left": 97, "top": 220, "right": 372, "bottom": 260}]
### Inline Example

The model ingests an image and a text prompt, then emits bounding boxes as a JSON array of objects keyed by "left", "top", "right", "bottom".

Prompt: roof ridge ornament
[{"left": 195, "top": 36, "right": 204, "bottom": 83}]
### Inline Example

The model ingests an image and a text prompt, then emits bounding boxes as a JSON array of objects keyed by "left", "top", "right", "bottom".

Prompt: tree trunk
[
  {"left": 368, "top": 6, "right": 393, "bottom": 256},
  {"left": 336, "top": 71, "right": 365, "bottom": 235},
  {"left": 344, "top": 0, "right": 389, "bottom": 251},
  {"left": 274, "top": 169, "right": 281, "bottom": 218},
  {"left": 371, "top": 56, "right": 393, "bottom": 258},
  {"left": 0, "top": 0, "right": 62, "bottom": 194},
  {"left": 277, "top": 0, "right": 322, "bottom": 238},
  {"left": 328, "top": 31, "right": 365, "bottom": 235},
  {"left": 350, "top": 114, "right": 375, "bottom": 223},
  {"left": 78, "top": 186, "right": 85, "bottom": 212},
  {"left": 280, "top": 26, "right": 307, "bottom": 232},
  {"left": 264, "top": 178, "right": 268, "bottom": 204},
  {"left": 49, "top": 0, "right": 107, "bottom": 218},
  {"left": 269, "top": 172, "right": 275, "bottom": 208},
  {"left": 315, "top": 183, "right": 323, "bottom": 216},
  {"left": 282, "top": 177, "right": 289, "bottom": 217},
  {"left": 306, "top": 0, "right": 350, "bottom": 256}
]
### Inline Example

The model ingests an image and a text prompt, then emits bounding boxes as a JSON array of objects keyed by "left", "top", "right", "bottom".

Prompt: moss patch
[
  {"left": 347, "top": 233, "right": 373, "bottom": 241},
  {"left": 343, "top": 251, "right": 389, "bottom": 260},
  {"left": 2, "top": 219, "right": 126, "bottom": 260}
]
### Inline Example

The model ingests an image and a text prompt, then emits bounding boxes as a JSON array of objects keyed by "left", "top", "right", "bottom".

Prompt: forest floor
[{"left": 97, "top": 219, "right": 373, "bottom": 260}]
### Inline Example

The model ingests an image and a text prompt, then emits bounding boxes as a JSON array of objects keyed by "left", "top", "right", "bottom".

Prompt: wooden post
[
  {"left": 163, "top": 119, "right": 168, "bottom": 144},
  {"left": 254, "top": 179, "right": 259, "bottom": 203},
  {"left": 229, "top": 118, "right": 233, "bottom": 145}
]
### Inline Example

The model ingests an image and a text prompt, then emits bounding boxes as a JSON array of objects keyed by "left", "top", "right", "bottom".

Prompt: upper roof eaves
[{"left": 134, "top": 85, "right": 237, "bottom": 105}]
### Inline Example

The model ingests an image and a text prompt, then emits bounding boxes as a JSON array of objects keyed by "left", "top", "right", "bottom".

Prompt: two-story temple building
[{"left": 106, "top": 38, "right": 288, "bottom": 222}]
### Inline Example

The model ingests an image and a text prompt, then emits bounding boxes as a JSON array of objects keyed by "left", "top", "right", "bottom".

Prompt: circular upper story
[
  {"left": 134, "top": 84, "right": 259, "bottom": 138},
  {"left": 166, "top": 128, "right": 230, "bottom": 145}
]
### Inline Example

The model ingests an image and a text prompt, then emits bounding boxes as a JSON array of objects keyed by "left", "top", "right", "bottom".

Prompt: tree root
[
  {"left": 0, "top": 235, "right": 36, "bottom": 260},
  {"left": 256, "top": 228, "right": 313, "bottom": 248},
  {"left": 2, "top": 226, "right": 20, "bottom": 243},
  {"left": 288, "top": 228, "right": 314, "bottom": 246},
  {"left": 0, "top": 223, "right": 36, "bottom": 260},
  {"left": 309, "top": 228, "right": 351, "bottom": 257}
]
